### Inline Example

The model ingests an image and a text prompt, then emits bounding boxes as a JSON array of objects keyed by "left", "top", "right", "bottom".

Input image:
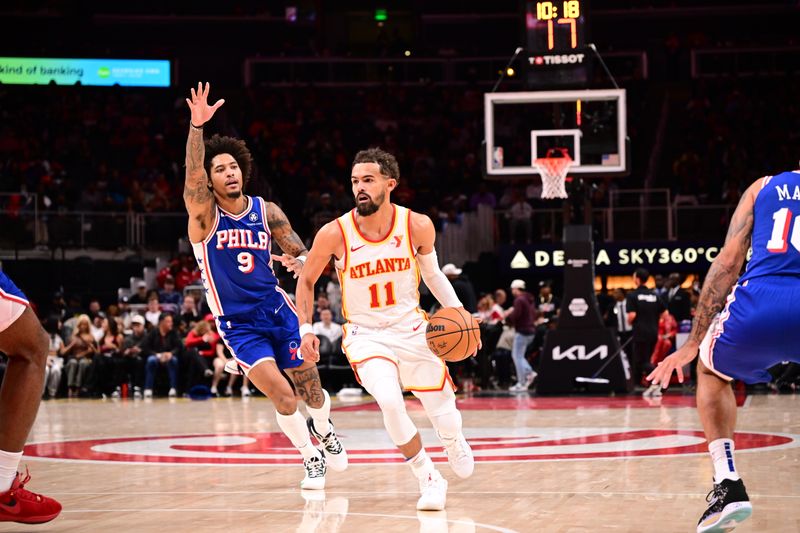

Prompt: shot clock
[
  {"left": 526, "top": 0, "right": 586, "bottom": 53},
  {"left": 524, "top": 0, "right": 590, "bottom": 87}
]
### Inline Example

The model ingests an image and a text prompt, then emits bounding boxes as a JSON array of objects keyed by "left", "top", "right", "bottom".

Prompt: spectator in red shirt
[{"left": 184, "top": 316, "right": 225, "bottom": 395}]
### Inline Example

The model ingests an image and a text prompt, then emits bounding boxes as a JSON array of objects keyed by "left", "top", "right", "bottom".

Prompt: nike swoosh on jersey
[
  {"left": 350, "top": 244, "right": 366, "bottom": 252},
  {"left": 274, "top": 302, "right": 285, "bottom": 314},
  {"left": 412, "top": 321, "right": 424, "bottom": 331}
]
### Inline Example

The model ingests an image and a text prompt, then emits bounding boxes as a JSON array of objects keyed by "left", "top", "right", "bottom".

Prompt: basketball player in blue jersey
[
  {"left": 184, "top": 82, "right": 346, "bottom": 489},
  {"left": 648, "top": 170, "right": 800, "bottom": 532},
  {"left": 0, "top": 272, "right": 62, "bottom": 524}
]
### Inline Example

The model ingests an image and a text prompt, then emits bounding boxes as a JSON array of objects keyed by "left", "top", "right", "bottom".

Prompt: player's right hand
[
  {"left": 185, "top": 82, "right": 225, "bottom": 127},
  {"left": 271, "top": 253, "right": 304, "bottom": 279},
  {"left": 300, "top": 333, "right": 321, "bottom": 363},
  {"left": 646, "top": 342, "right": 698, "bottom": 389}
]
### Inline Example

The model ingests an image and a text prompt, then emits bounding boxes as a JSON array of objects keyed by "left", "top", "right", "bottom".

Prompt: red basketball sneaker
[{"left": 0, "top": 468, "right": 62, "bottom": 524}]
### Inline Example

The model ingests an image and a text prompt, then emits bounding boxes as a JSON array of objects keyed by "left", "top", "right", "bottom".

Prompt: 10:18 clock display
[{"left": 527, "top": 1, "right": 586, "bottom": 52}]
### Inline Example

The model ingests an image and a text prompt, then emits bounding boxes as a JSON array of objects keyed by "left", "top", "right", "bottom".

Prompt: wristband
[
  {"left": 190, "top": 122, "right": 204, "bottom": 130},
  {"left": 296, "top": 255, "right": 307, "bottom": 264},
  {"left": 299, "top": 323, "right": 313, "bottom": 337}
]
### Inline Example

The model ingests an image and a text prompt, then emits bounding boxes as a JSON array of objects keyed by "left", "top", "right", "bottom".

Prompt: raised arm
[
  {"left": 184, "top": 82, "right": 225, "bottom": 243},
  {"left": 296, "top": 221, "right": 344, "bottom": 361},
  {"left": 648, "top": 179, "right": 758, "bottom": 387}
]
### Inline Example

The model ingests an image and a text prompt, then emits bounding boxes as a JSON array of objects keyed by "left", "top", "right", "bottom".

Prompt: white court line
[
  {"left": 59, "top": 508, "right": 518, "bottom": 533},
  {"left": 743, "top": 395, "right": 753, "bottom": 409},
  {"left": 48, "top": 490, "right": 800, "bottom": 499}
]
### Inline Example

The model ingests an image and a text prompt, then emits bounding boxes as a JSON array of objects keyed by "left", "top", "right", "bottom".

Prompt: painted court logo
[{"left": 23, "top": 428, "right": 799, "bottom": 466}]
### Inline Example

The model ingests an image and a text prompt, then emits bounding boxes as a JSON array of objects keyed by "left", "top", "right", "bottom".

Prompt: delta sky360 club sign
[{"left": 23, "top": 427, "right": 799, "bottom": 465}]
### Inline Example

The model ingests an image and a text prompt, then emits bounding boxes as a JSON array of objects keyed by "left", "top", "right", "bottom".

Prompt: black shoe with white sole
[{"left": 697, "top": 478, "right": 752, "bottom": 533}]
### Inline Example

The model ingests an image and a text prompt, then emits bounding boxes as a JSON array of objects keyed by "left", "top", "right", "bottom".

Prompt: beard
[
  {"left": 226, "top": 190, "right": 242, "bottom": 199},
  {"left": 356, "top": 191, "right": 384, "bottom": 216}
]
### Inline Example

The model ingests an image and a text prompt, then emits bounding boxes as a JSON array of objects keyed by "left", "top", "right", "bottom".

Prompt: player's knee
[
  {"left": 274, "top": 394, "right": 298, "bottom": 415},
  {"left": 372, "top": 385, "right": 406, "bottom": 415}
]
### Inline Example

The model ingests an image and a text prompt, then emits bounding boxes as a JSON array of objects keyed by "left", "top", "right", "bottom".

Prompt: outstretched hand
[
  {"left": 185, "top": 82, "right": 225, "bottom": 127},
  {"left": 271, "top": 254, "right": 304, "bottom": 279},
  {"left": 646, "top": 342, "right": 699, "bottom": 389}
]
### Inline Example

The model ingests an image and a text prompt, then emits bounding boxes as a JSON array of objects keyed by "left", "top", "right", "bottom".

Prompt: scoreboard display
[
  {"left": 524, "top": 0, "right": 590, "bottom": 87},
  {"left": 526, "top": 1, "right": 587, "bottom": 53}
]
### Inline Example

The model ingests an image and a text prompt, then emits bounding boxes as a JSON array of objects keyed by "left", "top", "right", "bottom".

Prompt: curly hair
[
  {"left": 352, "top": 147, "right": 400, "bottom": 183},
  {"left": 204, "top": 134, "right": 254, "bottom": 189}
]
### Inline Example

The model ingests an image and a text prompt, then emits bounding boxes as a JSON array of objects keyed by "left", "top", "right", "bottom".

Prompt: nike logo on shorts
[{"left": 274, "top": 302, "right": 285, "bottom": 314}]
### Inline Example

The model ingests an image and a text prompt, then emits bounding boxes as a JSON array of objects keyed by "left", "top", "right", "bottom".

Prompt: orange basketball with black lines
[{"left": 425, "top": 307, "right": 480, "bottom": 363}]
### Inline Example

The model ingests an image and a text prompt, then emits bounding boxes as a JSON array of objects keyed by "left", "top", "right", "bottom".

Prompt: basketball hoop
[{"left": 534, "top": 148, "right": 572, "bottom": 200}]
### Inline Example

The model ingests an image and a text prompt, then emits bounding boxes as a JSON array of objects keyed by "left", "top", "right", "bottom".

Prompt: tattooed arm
[
  {"left": 184, "top": 82, "right": 224, "bottom": 243},
  {"left": 266, "top": 201, "right": 308, "bottom": 257},
  {"left": 647, "top": 179, "right": 758, "bottom": 388},
  {"left": 687, "top": 181, "right": 757, "bottom": 345}
]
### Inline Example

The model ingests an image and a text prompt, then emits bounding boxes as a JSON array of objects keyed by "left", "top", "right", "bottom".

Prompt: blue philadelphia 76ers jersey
[
  {"left": 0, "top": 271, "right": 29, "bottom": 304},
  {"left": 743, "top": 171, "right": 800, "bottom": 281},
  {"left": 192, "top": 196, "right": 285, "bottom": 317}
]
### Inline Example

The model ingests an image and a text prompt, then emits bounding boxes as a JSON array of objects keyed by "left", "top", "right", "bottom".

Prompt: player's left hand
[
  {"left": 300, "top": 333, "right": 320, "bottom": 363},
  {"left": 271, "top": 254, "right": 304, "bottom": 279},
  {"left": 646, "top": 342, "right": 699, "bottom": 390}
]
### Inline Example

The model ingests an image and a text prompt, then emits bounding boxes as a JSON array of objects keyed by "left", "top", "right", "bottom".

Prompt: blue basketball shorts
[
  {"left": 215, "top": 296, "right": 304, "bottom": 375},
  {"left": 699, "top": 276, "right": 800, "bottom": 384},
  {"left": 0, "top": 272, "right": 29, "bottom": 333}
]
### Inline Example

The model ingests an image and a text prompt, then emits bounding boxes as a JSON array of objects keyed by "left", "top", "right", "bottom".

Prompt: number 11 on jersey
[{"left": 369, "top": 282, "right": 396, "bottom": 308}]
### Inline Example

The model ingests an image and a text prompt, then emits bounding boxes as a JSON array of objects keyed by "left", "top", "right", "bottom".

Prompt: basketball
[{"left": 425, "top": 307, "right": 480, "bottom": 362}]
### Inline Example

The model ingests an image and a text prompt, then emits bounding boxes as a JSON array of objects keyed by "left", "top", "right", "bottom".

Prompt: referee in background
[{"left": 626, "top": 268, "right": 665, "bottom": 387}]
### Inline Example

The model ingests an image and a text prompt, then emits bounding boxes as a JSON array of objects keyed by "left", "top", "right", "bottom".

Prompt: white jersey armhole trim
[{"left": 201, "top": 207, "right": 221, "bottom": 245}]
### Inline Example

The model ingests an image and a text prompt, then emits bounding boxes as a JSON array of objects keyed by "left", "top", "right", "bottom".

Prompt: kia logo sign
[{"left": 552, "top": 345, "right": 609, "bottom": 361}]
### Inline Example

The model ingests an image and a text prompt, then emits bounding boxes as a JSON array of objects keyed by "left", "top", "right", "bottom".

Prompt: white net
[{"left": 535, "top": 156, "right": 572, "bottom": 199}]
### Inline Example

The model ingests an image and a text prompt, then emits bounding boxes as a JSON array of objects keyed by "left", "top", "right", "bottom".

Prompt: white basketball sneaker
[
  {"left": 300, "top": 453, "right": 326, "bottom": 490},
  {"left": 416, "top": 470, "right": 448, "bottom": 511},
  {"left": 439, "top": 432, "right": 474, "bottom": 479}
]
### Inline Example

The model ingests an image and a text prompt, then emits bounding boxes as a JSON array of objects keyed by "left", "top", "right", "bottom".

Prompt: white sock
[
  {"left": 276, "top": 410, "right": 318, "bottom": 460},
  {"left": 306, "top": 389, "right": 332, "bottom": 436},
  {"left": 0, "top": 450, "right": 22, "bottom": 492},
  {"left": 407, "top": 448, "right": 435, "bottom": 480},
  {"left": 709, "top": 438, "right": 740, "bottom": 483}
]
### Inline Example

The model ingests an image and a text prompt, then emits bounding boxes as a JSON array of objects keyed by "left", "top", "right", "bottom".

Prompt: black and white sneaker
[
  {"left": 300, "top": 453, "right": 326, "bottom": 490},
  {"left": 307, "top": 417, "right": 348, "bottom": 472},
  {"left": 697, "top": 478, "right": 752, "bottom": 533}
]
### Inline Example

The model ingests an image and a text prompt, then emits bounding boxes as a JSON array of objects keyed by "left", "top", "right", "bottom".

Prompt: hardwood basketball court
[{"left": 14, "top": 392, "right": 800, "bottom": 532}]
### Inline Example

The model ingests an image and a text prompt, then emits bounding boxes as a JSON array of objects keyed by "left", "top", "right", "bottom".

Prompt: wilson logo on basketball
[
  {"left": 426, "top": 324, "right": 446, "bottom": 333},
  {"left": 23, "top": 428, "right": 800, "bottom": 466}
]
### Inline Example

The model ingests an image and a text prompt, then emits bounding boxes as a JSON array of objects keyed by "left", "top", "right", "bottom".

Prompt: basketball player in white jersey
[{"left": 295, "top": 148, "right": 475, "bottom": 511}]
